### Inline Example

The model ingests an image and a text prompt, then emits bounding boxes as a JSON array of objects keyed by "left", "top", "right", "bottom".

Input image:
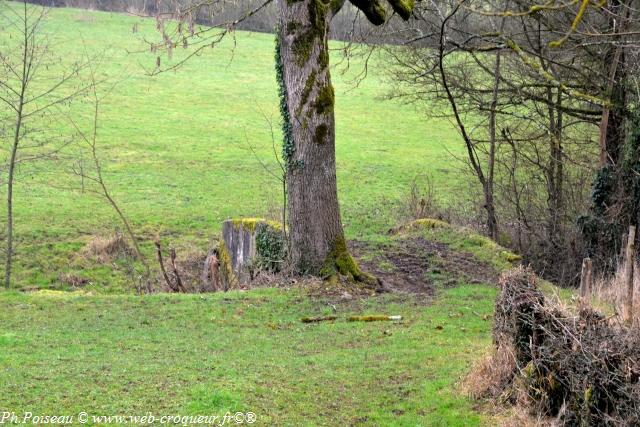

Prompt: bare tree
[{"left": 0, "top": 1, "right": 86, "bottom": 289}]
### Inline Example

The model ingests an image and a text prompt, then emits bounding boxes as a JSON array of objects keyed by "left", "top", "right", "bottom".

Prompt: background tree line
[
  {"left": 24, "top": 0, "right": 419, "bottom": 41},
  {"left": 381, "top": 0, "right": 640, "bottom": 285}
]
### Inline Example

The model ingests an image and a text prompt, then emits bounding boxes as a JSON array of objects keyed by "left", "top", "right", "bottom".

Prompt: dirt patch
[{"left": 350, "top": 237, "right": 498, "bottom": 298}]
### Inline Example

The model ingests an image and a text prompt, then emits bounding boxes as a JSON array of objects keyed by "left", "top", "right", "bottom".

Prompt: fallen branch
[
  {"left": 347, "top": 315, "right": 402, "bottom": 322},
  {"left": 301, "top": 316, "right": 338, "bottom": 323}
]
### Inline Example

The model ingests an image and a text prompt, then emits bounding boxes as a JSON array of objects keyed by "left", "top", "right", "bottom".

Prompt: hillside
[
  {"left": 3, "top": 2, "right": 638, "bottom": 426},
  {"left": 0, "top": 5, "right": 468, "bottom": 292}
]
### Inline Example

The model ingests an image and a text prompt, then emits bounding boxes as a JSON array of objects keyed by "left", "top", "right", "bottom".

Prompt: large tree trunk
[{"left": 276, "top": 0, "right": 373, "bottom": 283}]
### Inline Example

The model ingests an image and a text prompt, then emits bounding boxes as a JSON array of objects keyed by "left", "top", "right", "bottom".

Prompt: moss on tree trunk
[{"left": 319, "top": 236, "right": 378, "bottom": 286}]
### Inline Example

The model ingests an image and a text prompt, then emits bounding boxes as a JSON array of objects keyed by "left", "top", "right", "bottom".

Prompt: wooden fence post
[
  {"left": 623, "top": 225, "right": 636, "bottom": 325},
  {"left": 579, "top": 257, "right": 592, "bottom": 310}
]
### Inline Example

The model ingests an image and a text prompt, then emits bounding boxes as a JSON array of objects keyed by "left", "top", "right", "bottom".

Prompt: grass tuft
[{"left": 80, "top": 232, "right": 135, "bottom": 263}]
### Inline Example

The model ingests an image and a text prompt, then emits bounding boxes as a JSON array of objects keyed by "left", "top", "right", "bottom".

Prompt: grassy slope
[
  {"left": 0, "top": 221, "right": 525, "bottom": 425},
  {"left": 0, "top": 4, "right": 466, "bottom": 291},
  {"left": 0, "top": 285, "right": 496, "bottom": 426}
]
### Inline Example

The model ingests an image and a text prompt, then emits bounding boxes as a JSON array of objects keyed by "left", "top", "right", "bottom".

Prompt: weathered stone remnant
[{"left": 221, "top": 218, "right": 285, "bottom": 285}]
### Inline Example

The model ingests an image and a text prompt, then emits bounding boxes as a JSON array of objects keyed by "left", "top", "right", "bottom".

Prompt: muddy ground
[{"left": 350, "top": 237, "right": 498, "bottom": 300}]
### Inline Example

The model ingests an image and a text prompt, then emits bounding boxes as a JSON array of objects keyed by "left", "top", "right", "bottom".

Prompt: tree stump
[{"left": 221, "top": 218, "right": 284, "bottom": 285}]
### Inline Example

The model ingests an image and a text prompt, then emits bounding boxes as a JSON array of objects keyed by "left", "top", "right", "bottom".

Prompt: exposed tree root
[{"left": 319, "top": 236, "right": 381, "bottom": 288}]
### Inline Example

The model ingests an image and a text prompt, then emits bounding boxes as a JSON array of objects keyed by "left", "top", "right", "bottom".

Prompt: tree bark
[
  {"left": 546, "top": 88, "right": 564, "bottom": 246},
  {"left": 276, "top": 0, "right": 372, "bottom": 282},
  {"left": 599, "top": 0, "right": 627, "bottom": 167},
  {"left": 486, "top": 49, "right": 501, "bottom": 241},
  {"left": 600, "top": 50, "right": 626, "bottom": 167}
]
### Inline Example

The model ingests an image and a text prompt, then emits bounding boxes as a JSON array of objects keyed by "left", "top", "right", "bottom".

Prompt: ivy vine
[
  {"left": 255, "top": 222, "right": 286, "bottom": 272},
  {"left": 274, "top": 29, "right": 296, "bottom": 170}
]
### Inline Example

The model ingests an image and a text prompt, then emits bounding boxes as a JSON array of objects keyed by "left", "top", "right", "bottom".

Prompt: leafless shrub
[
  {"left": 397, "top": 176, "right": 478, "bottom": 225},
  {"left": 155, "top": 241, "right": 231, "bottom": 293},
  {"left": 403, "top": 176, "right": 437, "bottom": 221},
  {"left": 81, "top": 232, "right": 135, "bottom": 263},
  {"left": 58, "top": 273, "right": 90, "bottom": 288},
  {"left": 70, "top": 55, "right": 152, "bottom": 294},
  {"left": 1, "top": 2, "right": 89, "bottom": 289},
  {"left": 494, "top": 151, "right": 593, "bottom": 286},
  {"left": 172, "top": 245, "right": 209, "bottom": 292}
]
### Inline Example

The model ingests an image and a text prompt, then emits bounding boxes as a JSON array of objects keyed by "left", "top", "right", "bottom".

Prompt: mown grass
[
  {"left": 0, "top": 4, "right": 467, "bottom": 291},
  {"left": 0, "top": 284, "right": 497, "bottom": 426}
]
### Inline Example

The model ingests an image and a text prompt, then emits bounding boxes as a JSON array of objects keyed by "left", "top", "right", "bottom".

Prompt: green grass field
[
  {"left": 0, "top": 4, "right": 467, "bottom": 291},
  {"left": 0, "top": 4, "right": 516, "bottom": 426},
  {"left": 0, "top": 214, "right": 519, "bottom": 425},
  {"left": 0, "top": 284, "right": 496, "bottom": 426}
]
